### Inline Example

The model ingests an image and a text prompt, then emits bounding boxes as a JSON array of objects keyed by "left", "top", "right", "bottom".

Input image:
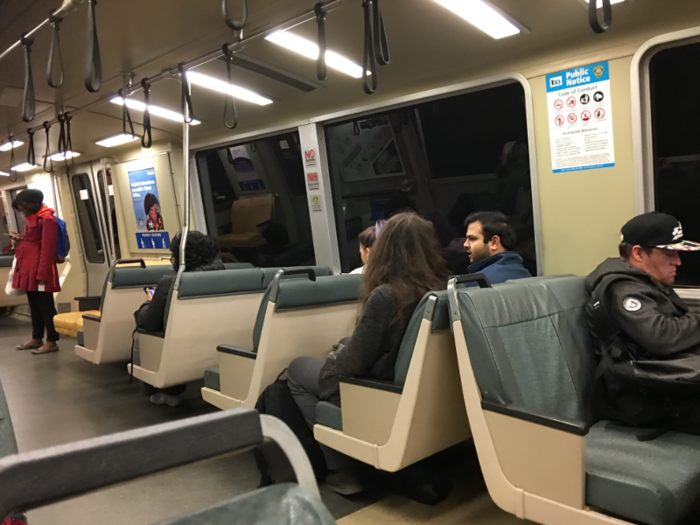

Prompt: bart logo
[{"left": 594, "top": 65, "right": 605, "bottom": 78}]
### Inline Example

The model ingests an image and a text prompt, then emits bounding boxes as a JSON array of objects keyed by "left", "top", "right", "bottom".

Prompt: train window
[
  {"left": 195, "top": 131, "right": 316, "bottom": 267},
  {"left": 649, "top": 41, "right": 700, "bottom": 287},
  {"left": 325, "top": 82, "right": 535, "bottom": 274},
  {"left": 97, "top": 169, "right": 121, "bottom": 259},
  {"left": 71, "top": 174, "right": 105, "bottom": 264}
]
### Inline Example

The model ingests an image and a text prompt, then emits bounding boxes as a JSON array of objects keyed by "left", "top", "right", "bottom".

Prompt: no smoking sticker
[
  {"left": 307, "top": 172, "right": 319, "bottom": 191},
  {"left": 554, "top": 99, "right": 564, "bottom": 110}
]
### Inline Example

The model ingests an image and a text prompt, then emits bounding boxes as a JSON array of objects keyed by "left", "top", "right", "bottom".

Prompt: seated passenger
[
  {"left": 349, "top": 222, "right": 384, "bottom": 274},
  {"left": 585, "top": 212, "right": 700, "bottom": 433},
  {"left": 463, "top": 211, "right": 531, "bottom": 283},
  {"left": 134, "top": 231, "right": 224, "bottom": 406},
  {"left": 287, "top": 212, "right": 449, "bottom": 494}
]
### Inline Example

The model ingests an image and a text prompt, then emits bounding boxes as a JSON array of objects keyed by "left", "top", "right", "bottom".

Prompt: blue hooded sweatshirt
[{"left": 468, "top": 251, "right": 532, "bottom": 284}]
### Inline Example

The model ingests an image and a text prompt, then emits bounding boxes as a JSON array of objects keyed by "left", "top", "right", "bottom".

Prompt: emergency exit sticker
[{"left": 546, "top": 61, "right": 615, "bottom": 173}]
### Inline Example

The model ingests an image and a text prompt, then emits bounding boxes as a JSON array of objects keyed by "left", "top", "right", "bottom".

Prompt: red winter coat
[{"left": 13, "top": 206, "right": 61, "bottom": 293}]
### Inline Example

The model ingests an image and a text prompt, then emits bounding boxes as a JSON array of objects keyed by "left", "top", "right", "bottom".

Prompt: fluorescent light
[
  {"left": 187, "top": 71, "right": 273, "bottom": 106},
  {"left": 265, "top": 31, "right": 364, "bottom": 79},
  {"left": 584, "top": 0, "right": 625, "bottom": 4},
  {"left": 0, "top": 140, "right": 24, "bottom": 152},
  {"left": 109, "top": 98, "right": 201, "bottom": 125},
  {"left": 50, "top": 151, "right": 81, "bottom": 161},
  {"left": 11, "top": 162, "right": 38, "bottom": 172},
  {"left": 96, "top": 133, "right": 140, "bottom": 148},
  {"left": 0, "top": 170, "right": 9, "bottom": 176},
  {"left": 433, "top": 0, "right": 521, "bottom": 39}
]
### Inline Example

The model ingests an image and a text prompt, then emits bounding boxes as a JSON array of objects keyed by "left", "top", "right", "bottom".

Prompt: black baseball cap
[{"left": 621, "top": 212, "right": 700, "bottom": 251}]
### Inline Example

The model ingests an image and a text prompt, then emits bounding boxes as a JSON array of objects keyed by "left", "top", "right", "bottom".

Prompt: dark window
[
  {"left": 71, "top": 174, "right": 105, "bottom": 264},
  {"left": 196, "top": 132, "right": 315, "bottom": 267},
  {"left": 97, "top": 169, "right": 121, "bottom": 259},
  {"left": 649, "top": 42, "right": 700, "bottom": 287},
  {"left": 325, "top": 82, "right": 535, "bottom": 274}
]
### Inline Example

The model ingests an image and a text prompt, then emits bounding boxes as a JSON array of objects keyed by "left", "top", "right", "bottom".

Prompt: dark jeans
[
  {"left": 26, "top": 291, "right": 59, "bottom": 342},
  {"left": 287, "top": 356, "right": 351, "bottom": 470}
]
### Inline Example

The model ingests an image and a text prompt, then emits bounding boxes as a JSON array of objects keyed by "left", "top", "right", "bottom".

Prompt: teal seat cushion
[
  {"left": 77, "top": 330, "right": 84, "bottom": 346},
  {"left": 204, "top": 368, "right": 220, "bottom": 392},
  {"left": 316, "top": 401, "right": 342, "bottom": 431},
  {"left": 586, "top": 421, "right": 700, "bottom": 525},
  {"left": 132, "top": 348, "right": 141, "bottom": 366},
  {"left": 0, "top": 379, "right": 17, "bottom": 458}
]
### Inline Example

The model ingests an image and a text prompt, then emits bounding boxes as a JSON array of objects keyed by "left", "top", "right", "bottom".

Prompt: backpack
[
  {"left": 54, "top": 217, "right": 70, "bottom": 263},
  {"left": 253, "top": 371, "right": 328, "bottom": 487}
]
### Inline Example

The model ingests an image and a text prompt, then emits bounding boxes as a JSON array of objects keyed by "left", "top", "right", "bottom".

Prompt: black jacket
[{"left": 585, "top": 258, "right": 700, "bottom": 424}]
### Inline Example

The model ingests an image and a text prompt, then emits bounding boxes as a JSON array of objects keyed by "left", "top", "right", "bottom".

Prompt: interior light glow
[
  {"left": 186, "top": 71, "right": 273, "bottom": 106},
  {"left": 109, "top": 98, "right": 201, "bottom": 125},
  {"left": 584, "top": 0, "right": 625, "bottom": 4},
  {"left": 0, "top": 140, "right": 24, "bottom": 152},
  {"left": 0, "top": 170, "right": 9, "bottom": 176},
  {"left": 433, "top": 0, "right": 521, "bottom": 39},
  {"left": 265, "top": 31, "right": 364, "bottom": 79},
  {"left": 11, "top": 163, "right": 38, "bottom": 172},
  {"left": 95, "top": 133, "right": 140, "bottom": 148},
  {"left": 50, "top": 151, "right": 81, "bottom": 161}
]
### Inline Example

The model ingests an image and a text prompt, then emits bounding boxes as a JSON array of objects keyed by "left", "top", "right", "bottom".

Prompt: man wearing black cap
[{"left": 585, "top": 212, "right": 700, "bottom": 432}]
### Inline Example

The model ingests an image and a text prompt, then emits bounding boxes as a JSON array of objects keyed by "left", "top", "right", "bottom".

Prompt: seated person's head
[
  {"left": 357, "top": 221, "right": 385, "bottom": 265},
  {"left": 619, "top": 212, "right": 700, "bottom": 285},
  {"left": 383, "top": 195, "right": 417, "bottom": 219},
  {"left": 363, "top": 212, "right": 448, "bottom": 322},
  {"left": 463, "top": 211, "right": 515, "bottom": 264},
  {"left": 263, "top": 223, "right": 290, "bottom": 251},
  {"left": 170, "top": 231, "right": 220, "bottom": 271}
]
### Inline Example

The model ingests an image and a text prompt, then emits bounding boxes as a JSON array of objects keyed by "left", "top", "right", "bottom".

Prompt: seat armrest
[
  {"left": 137, "top": 328, "right": 165, "bottom": 339},
  {"left": 217, "top": 344, "right": 256, "bottom": 359},
  {"left": 74, "top": 296, "right": 101, "bottom": 312},
  {"left": 481, "top": 400, "right": 590, "bottom": 436},
  {"left": 338, "top": 376, "right": 403, "bottom": 394},
  {"left": 82, "top": 313, "right": 101, "bottom": 323}
]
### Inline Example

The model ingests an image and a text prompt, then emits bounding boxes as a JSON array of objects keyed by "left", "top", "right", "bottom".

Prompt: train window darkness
[
  {"left": 649, "top": 42, "right": 700, "bottom": 287},
  {"left": 9, "top": 187, "right": 28, "bottom": 235},
  {"left": 196, "top": 132, "right": 316, "bottom": 267},
  {"left": 325, "top": 82, "right": 535, "bottom": 274},
  {"left": 71, "top": 174, "right": 105, "bottom": 264},
  {"left": 97, "top": 169, "right": 121, "bottom": 259}
]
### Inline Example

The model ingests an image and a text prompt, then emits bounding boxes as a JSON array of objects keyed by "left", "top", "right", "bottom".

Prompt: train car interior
[{"left": 1, "top": 0, "right": 700, "bottom": 524}]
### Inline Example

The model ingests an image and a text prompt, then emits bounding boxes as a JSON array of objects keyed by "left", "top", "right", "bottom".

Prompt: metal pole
[{"left": 175, "top": 74, "right": 191, "bottom": 287}]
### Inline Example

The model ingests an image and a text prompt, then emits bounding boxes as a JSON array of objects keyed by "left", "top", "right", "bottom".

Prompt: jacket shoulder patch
[{"left": 623, "top": 297, "right": 642, "bottom": 312}]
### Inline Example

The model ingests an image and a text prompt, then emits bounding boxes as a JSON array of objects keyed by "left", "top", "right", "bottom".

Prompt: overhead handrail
[
  {"left": 43, "top": 122, "right": 54, "bottom": 173},
  {"left": 118, "top": 88, "right": 135, "bottom": 137},
  {"left": 84, "top": 0, "right": 102, "bottom": 92},
  {"left": 222, "top": 0, "right": 248, "bottom": 32},
  {"left": 21, "top": 33, "right": 36, "bottom": 122},
  {"left": 27, "top": 129, "right": 36, "bottom": 167},
  {"left": 178, "top": 63, "right": 194, "bottom": 124},
  {"left": 140, "top": 78, "right": 152, "bottom": 148},
  {"left": 222, "top": 45, "right": 239, "bottom": 129},
  {"left": 314, "top": 3, "right": 327, "bottom": 81},
  {"left": 589, "top": 0, "right": 612, "bottom": 34},
  {"left": 47, "top": 9, "right": 65, "bottom": 88}
]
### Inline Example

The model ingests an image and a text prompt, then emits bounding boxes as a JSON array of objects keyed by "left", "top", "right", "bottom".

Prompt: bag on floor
[
  {"left": 253, "top": 370, "right": 328, "bottom": 487},
  {"left": 4, "top": 258, "right": 24, "bottom": 297}
]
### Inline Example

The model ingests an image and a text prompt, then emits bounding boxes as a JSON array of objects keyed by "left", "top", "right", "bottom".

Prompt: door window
[{"left": 71, "top": 174, "right": 105, "bottom": 264}]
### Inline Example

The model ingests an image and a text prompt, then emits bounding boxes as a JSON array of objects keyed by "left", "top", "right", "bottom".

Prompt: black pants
[{"left": 26, "top": 291, "right": 59, "bottom": 342}]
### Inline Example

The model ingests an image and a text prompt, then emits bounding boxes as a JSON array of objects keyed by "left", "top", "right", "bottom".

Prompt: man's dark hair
[
  {"left": 170, "top": 231, "right": 220, "bottom": 271},
  {"left": 464, "top": 211, "right": 516, "bottom": 251},
  {"left": 618, "top": 242, "right": 653, "bottom": 261}
]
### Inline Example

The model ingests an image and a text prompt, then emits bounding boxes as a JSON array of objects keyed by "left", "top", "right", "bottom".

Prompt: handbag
[{"left": 4, "top": 258, "right": 25, "bottom": 297}]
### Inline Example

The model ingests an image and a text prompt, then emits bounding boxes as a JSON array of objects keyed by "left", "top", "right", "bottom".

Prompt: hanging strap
[
  {"left": 57, "top": 113, "right": 67, "bottom": 158},
  {"left": 27, "top": 129, "right": 36, "bottom": 166},
  {"left": 222, "top": 0, "right": 248, "bottom": 32},
  {"left": 65, "top": 113, "right": 74, "bottom": 164},
  {"left": 47, "top": 10, "right": 64, "bottom": 88},
  {"left": 118, "top": 88, "right": 135, "bottom": 137},
  {"left": 141, "top": 78, "right": 152, "bottom": 148},
  {"left": 362, "top": 0, "right": 377, "bottom": 94},
  {"left": 84, "top": 0, "right": 102, "bottom": 92},
  {"left": 589, "top": 0, "right": 612, "bottom": 34},
  {"left": 43, "top": 122, "right": 54, "bottom": 173},
  {"left": 222, "top": 45, "right": 239, "bottom": 129},
  {"left": 21, "top": 33, "right": 35, "bottom": 122},
  {"left": 371, "top": 0, "right": 389, "bottom": 65},
  {"left": 178, "top": 63, "right": 194, "bottom": 124},
  {"left": 315, "top": 3, "right": 327, "bottom": 81},
  {"left": 8, "top": 137, "right": 17, "bottom": 183}
]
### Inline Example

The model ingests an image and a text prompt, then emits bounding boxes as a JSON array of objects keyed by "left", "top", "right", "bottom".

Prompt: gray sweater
[{"left": 319, "top": 284, "right": 412, "bottom": 405}]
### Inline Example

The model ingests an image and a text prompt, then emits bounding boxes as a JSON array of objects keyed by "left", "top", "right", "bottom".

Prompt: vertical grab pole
[{"left": 176, "top": 72, "right": 191, "bottom": 288}]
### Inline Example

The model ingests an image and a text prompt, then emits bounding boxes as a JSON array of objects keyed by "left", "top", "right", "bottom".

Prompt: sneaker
[
  {"left": 150, "top": 392, "right": 184, "bottom": 407},
  {"left": 325, "top": 468, "right": 364, "bottom": 495}
]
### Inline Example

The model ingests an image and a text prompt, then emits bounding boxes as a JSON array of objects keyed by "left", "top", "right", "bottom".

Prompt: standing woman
[{"left": 10, "top": 189, "right": 61, "bottom": 355}]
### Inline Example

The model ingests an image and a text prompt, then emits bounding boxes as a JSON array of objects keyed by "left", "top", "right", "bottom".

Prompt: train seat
[
  {"left": 449, "top": 275, "right": 700, "bottom": 525},
  {"left": 0, "top": 255, "right": 27, "bottom": 308},
  {"left": 313, "top": 291, "right": 470, "bottom": 472},
  {"left": 201, "top": 268, "right": 355, "bottom": 410},
  {"left": 218, "top": 194, "right": 274, "bottom": 249},
  {"left": 74, "top": 260, "right": 174, "bottom": 364},
  {"left": 0, "top": 375, "right": 17, "bottom": 459}
]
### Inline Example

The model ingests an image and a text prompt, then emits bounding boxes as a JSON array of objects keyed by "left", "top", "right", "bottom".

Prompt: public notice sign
[{"left": 546, "top": 61, "right": 615, "bottom": 173}]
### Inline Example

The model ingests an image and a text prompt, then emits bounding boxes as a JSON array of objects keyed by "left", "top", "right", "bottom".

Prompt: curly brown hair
[{"left": 361, "top": 212, "right": 449, "bottom": 323}]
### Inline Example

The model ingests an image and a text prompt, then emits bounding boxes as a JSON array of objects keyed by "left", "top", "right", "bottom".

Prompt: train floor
[{"left": 0, "top": 315, "right": 528, "bottom": 525}]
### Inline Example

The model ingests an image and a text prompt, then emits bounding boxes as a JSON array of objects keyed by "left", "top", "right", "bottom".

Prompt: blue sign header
[{"left": 546, "top": 61, "right": 610, "bottom": 93}]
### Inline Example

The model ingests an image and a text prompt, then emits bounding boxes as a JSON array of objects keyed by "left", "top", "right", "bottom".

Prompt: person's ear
[
  {"left": 630, "top": 245, "right": 646, "bottom": 262},
  {"left": 490, "top": 235, "right": 502, "bottom": 251}
]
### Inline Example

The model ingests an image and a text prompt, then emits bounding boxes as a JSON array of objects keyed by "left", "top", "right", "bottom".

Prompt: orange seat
[{"left": 219, "top": 194, "right": 274, "bottom": 249}]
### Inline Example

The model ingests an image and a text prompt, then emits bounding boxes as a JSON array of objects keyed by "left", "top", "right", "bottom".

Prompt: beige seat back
[{"left": 231, "top": 194, "right": 274, "bottom": 236}]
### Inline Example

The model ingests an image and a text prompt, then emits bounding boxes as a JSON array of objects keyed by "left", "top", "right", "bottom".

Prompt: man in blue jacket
[{"left": 463, "top": 211, "right": 532, "bottom": 283}]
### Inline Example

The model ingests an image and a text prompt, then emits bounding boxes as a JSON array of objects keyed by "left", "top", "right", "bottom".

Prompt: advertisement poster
[
  {"left": 546, "top": 61, "right": 615, "bottom": 173},
  {"left": 229, "top": 145, "right": 266, "bottom": 192},
  {"left": 128, "top": 167, "right": 170, "bottom": 249}
]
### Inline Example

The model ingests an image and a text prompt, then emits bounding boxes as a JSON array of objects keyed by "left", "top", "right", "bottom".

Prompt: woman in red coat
[{"left": 10, "top": 189, "right": 61, "bottom": 355}]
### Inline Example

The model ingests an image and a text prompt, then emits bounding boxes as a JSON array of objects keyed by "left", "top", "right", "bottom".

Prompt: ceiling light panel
[
  {"left": 11, "top": 163, "right": 38, "bottom": 172},
  {"left": 186, "top": 71, "right": 273, "bottom": 106},
  {"left": 0, "top": 140, "right": 24, "bottom": 152},
  {"left": 50, "top": 151, "right": 81, "bottom": 161},
  {"left": 265, "top": 31, "right": 364, "bottom": 79},
  {"left": 96, "top": 134, "right": 140, "bottom": 148},
  {"left": 0, "top": 171, "right": 9, "bottom": 176},
  {"left": 109, "top": 98, "right": 201, "bottom": 125},
  {"left": 433, "top": 0, "right": 522, "bottom": 40},
  {"left": 583, "top": 0, "right": 625, "bottom": 4}
]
